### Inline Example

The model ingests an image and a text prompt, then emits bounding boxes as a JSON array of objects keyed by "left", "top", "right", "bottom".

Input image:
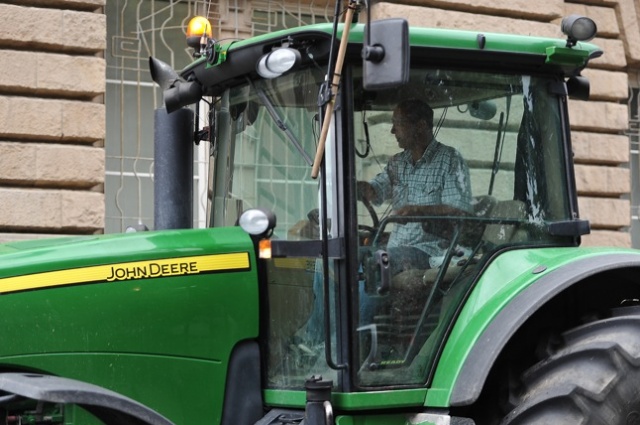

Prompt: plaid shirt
[{"left": 370, "top": 140, "right": 472, "bottom": 257}]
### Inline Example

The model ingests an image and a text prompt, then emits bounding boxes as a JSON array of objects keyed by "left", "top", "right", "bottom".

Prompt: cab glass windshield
[
  {"left": 208, "top": 67, "right": 342, "bottom": 389},
  {"left": 352, "top": 68, "right": 570, "bottom": 387},
  {"left": 208, "top": 61, "right": 572, "bottom": 391}
]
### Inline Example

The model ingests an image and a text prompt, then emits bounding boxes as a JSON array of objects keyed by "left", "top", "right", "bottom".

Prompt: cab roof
[{"left": 181, "top": 23, "right": 602, "bottom": 96}]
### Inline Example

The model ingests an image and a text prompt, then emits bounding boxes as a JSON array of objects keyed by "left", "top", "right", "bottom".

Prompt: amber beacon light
[{"left": 186, "top": 16, "right": 213, "bottom": 52}]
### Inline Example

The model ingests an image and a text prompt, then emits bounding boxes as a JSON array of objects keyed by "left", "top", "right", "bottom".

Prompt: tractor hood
[
  {"left": 0, "top": 228, "right": 255, "bottom": 292},
  {"left": 0, "top": 228, "right": 260, "bottom": 424}
]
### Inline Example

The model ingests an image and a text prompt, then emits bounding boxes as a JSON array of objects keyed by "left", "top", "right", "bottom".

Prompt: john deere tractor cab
[{"left": 1, "top": 2, "right": 640, "bottom": 425}]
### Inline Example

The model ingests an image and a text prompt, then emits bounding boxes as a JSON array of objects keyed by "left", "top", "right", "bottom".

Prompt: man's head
[{"left": 391, "top": 99, "right": 434, "bottom": 150}]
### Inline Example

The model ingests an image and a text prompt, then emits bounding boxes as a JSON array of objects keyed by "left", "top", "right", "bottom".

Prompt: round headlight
[
  {"left": 256, "top": 54, "right": 281, "bottom": 79},
  {"left": 238, "top": 208, "right": 276, "bottom": 236},
  {"left": 257, "top": 48, "right": 301, "bottom": 79}
]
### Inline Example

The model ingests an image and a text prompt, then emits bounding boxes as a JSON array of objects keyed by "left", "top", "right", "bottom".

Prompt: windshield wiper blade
[{"left": 249, "top": 79, "right": 313, "bottom": 166}]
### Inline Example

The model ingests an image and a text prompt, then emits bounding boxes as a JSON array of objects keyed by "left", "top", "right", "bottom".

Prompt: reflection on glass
[
  {"left": 208, "top": 62, "right": 571, "bottom": 390},
  {"left": 354, "top": 69, "right": 568, "bottom": 387},
  {"left": 208, "top": 67, "right": 339, "bottom": 389}
]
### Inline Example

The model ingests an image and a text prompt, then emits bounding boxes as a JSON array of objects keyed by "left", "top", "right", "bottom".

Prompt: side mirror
[
  {"left": 567, "top": 75, "right": 590, "bottom": 100},
  {"left": 362, "top": 18, "right": 410, "bottom": 90}
]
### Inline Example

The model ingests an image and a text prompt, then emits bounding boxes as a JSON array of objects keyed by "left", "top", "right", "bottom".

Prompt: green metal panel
[
  {"left": 0, "top": 227, "right": 252, "bottom": 277},
  {"left": 335, "top": 412, "right": 463, "bottom": 425},
  {"left": 336, "top": 414, "right": 406, "bottom": 425},
  {"left": 0, "top": 227, "right": 259, "bottom": 425},
  {"left": 425, "top": 246, "right": 640, "bottom": 407},
  {"left": 263, "top": 388, "right": 428, "bottom": 410},
  {"left": 187, "top": 23, "right": 600, "bottom": 74},
  {"left": 3, "top": 355, "right": 220, "bottom": 424}
]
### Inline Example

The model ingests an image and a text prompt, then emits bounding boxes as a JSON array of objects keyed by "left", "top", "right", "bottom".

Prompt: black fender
[
  {"left": 221, "top": 340, "right": 263, "bottom": 425},
  {"left": 0, "top": 373, "right": 175, "bottom": 425},
  {"left": 450, "top": 252, "right": 640, "bottom": 406}
]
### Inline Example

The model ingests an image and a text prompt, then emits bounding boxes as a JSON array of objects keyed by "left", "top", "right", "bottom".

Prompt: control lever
[{"left": 374, "top": 250, "right": 390, "bottom": 294}]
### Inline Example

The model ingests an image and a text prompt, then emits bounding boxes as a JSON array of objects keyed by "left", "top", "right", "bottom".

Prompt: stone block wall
[
  {"left": 0, "top": 1, "right": 106, "bottom": 242},
  {"left": 372, "top": 0, "right": 636, "bottom": 247},
  {"left": 0, "top": 0, "right": 636, "bottom": 248}
]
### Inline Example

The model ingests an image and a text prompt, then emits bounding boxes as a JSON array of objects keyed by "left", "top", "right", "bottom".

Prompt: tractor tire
[{"left": 502, "top": 313, "right": 640, "bottom": 425}]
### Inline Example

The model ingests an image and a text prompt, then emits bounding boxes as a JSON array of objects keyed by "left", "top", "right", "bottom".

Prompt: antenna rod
[{"left": 311, "top": 1, "right": 358, "bottom": 179}]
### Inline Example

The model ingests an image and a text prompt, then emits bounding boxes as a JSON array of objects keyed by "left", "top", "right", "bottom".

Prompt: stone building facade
[
  {"left": 0, "top": 0, "right": 106, "bottom": 242},
  {"left": 0, "top": 0, "right": 636, "bottom": 247}
]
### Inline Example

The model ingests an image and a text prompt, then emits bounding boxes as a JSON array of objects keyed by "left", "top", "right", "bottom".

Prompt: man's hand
[
  {"left": 393, "top": 205, "right": 419, "bottom": 216},
  {"left": 394, "top": 204, "right": 469, "bottom": 217},
  {"left": 357, "top": 181, "right": 376, "bottom": 202}
]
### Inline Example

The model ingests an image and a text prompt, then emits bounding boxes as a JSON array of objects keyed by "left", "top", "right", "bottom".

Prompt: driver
[{"left": 357, "top": 98, "right": 472, "bottom": 274}]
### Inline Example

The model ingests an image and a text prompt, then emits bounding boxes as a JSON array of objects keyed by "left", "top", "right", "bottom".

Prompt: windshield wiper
[{"left": 249, "top": 79, "right": 313, "bottom": 166}]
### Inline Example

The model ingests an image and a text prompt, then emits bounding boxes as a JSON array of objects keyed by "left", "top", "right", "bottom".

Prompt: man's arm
[
  {"left": 395, "top": 147, "right": 472, "bottom": 216},
  {"left": 394, "top": 204, "right": 470, "bottom": 217},
  {"left": 357, "top": 163, "right": 393, "bottom": 206},
  {"left": 440, "top": 150, "right": 473, "bottom": 213},
  {"left": 356, "top": 181, "right": 377, "bottom": 203}
]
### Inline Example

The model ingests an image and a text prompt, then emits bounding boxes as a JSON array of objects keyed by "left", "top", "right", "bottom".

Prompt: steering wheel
[{"left": 358, "top": 197, "right": 380, "bottom": 244}]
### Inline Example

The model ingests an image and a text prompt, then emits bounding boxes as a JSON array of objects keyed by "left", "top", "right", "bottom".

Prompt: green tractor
[{"left": 0, "top": 2, "right": 637, "bottom": 424}]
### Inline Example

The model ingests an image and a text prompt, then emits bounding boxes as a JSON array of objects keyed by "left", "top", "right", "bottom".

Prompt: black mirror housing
[
  {"left": 362, "top": 18, "right": 410, "bottom": 90},
  {"left": 567, "top": 75, "right": 590, "bottom": 100}
]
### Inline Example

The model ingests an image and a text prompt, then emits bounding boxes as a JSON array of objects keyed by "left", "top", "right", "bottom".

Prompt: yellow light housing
[
  {"left": 258, "top": 239, "right": 272, "bottom": 259},
  {"left": 186, "top": 16, "right": 213, "bottom": 49},
  {"left": 187, "top": 16, "right": 212, "bottom": 38}
]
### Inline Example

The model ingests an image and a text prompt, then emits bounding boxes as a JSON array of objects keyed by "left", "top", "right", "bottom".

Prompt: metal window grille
[{"left": 105, "top": 0, "right": 332, "bottom": 232}]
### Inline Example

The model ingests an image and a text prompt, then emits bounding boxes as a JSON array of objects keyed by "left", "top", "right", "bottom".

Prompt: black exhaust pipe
[
  {"left": 149, "top": 57, "right": 203, "bottom": 113},
  {"left": 153, "top": 107, "right": 194, "bottom": 230}
]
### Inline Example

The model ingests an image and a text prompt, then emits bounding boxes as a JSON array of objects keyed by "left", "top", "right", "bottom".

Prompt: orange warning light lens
[{"left": 186, "top": 16, "right": 213, "bottom": 39}]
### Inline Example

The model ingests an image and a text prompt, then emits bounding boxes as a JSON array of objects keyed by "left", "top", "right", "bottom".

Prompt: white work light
[
  {"left": 256, "top": 48, "right": 301, "bottom": 79},
  {"left": 561, "top": 15, "right": 597, "bottom": 47}
]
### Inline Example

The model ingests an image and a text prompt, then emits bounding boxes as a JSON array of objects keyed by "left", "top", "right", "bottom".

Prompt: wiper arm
[{"left": 249, "top": 79, "right": 313, "bottom": 166}]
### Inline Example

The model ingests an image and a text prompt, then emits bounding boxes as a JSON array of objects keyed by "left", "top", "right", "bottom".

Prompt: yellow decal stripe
[
  {"left": 0, "top": 252, "right": 250, "bottom": 294},
  {"left": 272, "top": 258, "right": 315, "bottom": 270}
]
